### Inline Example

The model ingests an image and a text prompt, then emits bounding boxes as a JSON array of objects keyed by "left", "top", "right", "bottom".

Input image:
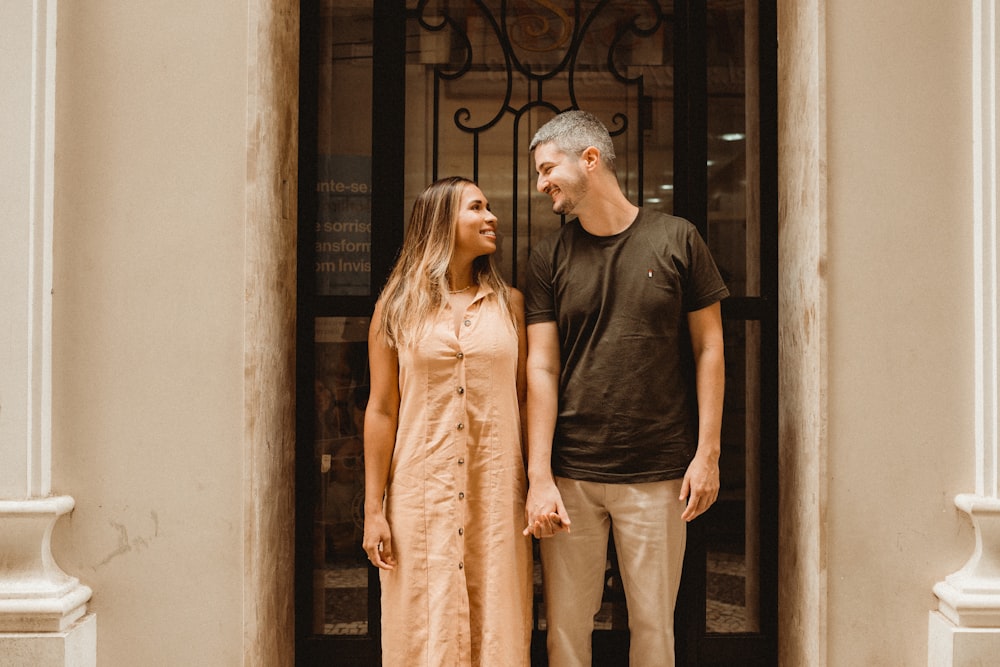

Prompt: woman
[{"left": 362, "top": 177, "right": 533, "bottom": 666}]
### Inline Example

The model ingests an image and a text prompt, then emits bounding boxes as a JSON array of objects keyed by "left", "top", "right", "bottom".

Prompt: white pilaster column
[
  {"left": 0, "top": 1, "right": 95, "bottom": 664},
  {"left": 929, "top": 1, "right": 1000, "bottom": 663}
]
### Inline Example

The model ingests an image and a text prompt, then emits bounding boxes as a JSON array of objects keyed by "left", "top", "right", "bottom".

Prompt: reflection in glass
[
  {"left": 316, "top": 1, "right": 373, "bottom": 297},
  {"left": 703, "top": 2, "right": 762, "bottom": 632},
  {"left": 706, "top": 0, "right": 759, "bottom": 298},
  {"left": 311, "top": 0, "right": 375, "bottom": 635},
  {"left": 706, "top": 318, "right": 760, "bottom": 633},
  {"left": 312, "top": 317, "right": 371, "bottom": 635}
]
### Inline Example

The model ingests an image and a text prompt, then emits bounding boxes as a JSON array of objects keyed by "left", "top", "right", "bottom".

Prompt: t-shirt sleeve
[
  {"left": 683, "top": 223, "right": 730, "bottom": 312},
  {"left": 523, "top": 237, "right": 557, "bottom": 325}
]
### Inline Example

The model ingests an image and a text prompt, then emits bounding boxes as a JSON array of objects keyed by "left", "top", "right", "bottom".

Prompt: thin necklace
[{"left": 448, "top": 284, "right": 473, "bottom": 294}]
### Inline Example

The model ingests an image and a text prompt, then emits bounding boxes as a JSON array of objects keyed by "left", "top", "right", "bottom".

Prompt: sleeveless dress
[{"left": 380, "top": 286, "right": 533, "bottom": 666}]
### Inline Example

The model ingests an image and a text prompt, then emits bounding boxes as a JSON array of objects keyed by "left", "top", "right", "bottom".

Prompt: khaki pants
[{"left": 540, "top": 477, "right": 687, "bottom": 667}]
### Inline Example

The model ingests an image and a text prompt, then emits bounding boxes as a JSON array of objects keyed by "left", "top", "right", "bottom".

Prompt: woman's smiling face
[{"left": 453, "top": 183, "right": 498, "bottom": 258}]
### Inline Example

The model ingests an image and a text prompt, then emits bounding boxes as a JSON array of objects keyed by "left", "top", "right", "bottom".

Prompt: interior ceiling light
[{"left": 720, "top": 132, "right": 746, "bottom": 141}]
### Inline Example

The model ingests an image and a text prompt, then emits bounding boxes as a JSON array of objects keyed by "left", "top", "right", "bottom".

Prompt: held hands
[
  {"left": 680, "top": 450, "right": 720, "bottom": 522},
  {"left": 523, "top": 481, "right": 571, "bottom": 538},
  {"left": 362, "top": 512, "right": 397, "bottom": 570}
]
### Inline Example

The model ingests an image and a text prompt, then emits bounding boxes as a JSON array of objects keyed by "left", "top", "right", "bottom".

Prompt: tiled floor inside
[
  {"left": 323, "top": 567, "right": 368, "bottom": 636},
  {"left": 321, "top": 550, "right": 748, "bottom": 636},
  {"left": 704, "top": 550, "right": 749, "bottom": 633}
]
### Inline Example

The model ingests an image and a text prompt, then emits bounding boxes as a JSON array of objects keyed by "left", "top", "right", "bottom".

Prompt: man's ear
[{"left": 580, "top": 146, "right": 602, "bottom": 171}]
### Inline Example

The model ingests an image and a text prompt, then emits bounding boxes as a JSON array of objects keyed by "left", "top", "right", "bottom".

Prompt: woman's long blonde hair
[{"left": 377, "top": 176, "right": 514, "bottom": 349}]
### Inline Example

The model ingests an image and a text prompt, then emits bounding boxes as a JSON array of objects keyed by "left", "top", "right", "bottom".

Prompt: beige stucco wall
[
  {"left": 781, "top": 1, "right": 978, "bottom": 665},
  {"left": 825, "top": 1, "right": 976, "bottom": 664},
  {"left": 48, "top": 2, "right": 296, "bottom": 665}
]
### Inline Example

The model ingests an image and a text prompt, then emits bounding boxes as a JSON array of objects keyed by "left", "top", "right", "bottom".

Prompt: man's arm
[
  {"left": 680, "top": 301, "right": 725, "bottom": 522},
  {"left": 523, "top": 321, "right": 571, "bottom": 537}
]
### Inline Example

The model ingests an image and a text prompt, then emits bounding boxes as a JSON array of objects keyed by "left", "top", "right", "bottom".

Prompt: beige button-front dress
[{"left": 380, "top": 286, "right": 533, "bottom": 666}]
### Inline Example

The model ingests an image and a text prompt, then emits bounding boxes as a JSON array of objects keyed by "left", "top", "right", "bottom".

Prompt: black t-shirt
[{"left": 524, "top": 208, "right": 729, "bottom": 483}]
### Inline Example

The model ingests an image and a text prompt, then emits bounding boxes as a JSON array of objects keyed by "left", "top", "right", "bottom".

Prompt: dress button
[
  {"left": 456, "top": 352, "right": 464, "bottom": 359},
  {"left": 459, "top": 562, "right": 464, "bottom": 569},
  {"left": 458, "top": 458, "right": 464, "bottom": 465},
  {"left": 457, "top": 423, "right": 464, "bottom": 430},
  {"left": 458, "top": 527, "right": 464, "bottom": 536},
  {"left": 463, "top": 319, "right": 472, "bottom": 327},
  {"left": 459, "top": 492, "right": 465, "bottom": 499},
  {"left": 457, "top": 386, "right": 465, "bottom": 395}
]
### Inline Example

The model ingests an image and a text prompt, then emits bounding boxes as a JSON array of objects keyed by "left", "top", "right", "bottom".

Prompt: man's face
[{"left": 534, "top": 142, "right": 587, "bottom": 216}]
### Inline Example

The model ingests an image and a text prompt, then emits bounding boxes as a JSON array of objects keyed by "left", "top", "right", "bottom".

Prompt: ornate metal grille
[{"left": 404, "top": 0, "right": 674, "bottom": 284}]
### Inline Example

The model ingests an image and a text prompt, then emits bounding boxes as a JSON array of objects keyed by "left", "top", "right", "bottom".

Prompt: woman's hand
[
  {"left": 523, "top": 479, "right": 571, "bottom": 538},
  {"left": 362, "top": 511, "right": 396, "bottom": 569}
]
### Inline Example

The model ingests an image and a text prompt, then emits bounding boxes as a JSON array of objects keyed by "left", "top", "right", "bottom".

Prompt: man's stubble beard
[{"left": 552, "top": 176, "right": 586, "bottom": 216}]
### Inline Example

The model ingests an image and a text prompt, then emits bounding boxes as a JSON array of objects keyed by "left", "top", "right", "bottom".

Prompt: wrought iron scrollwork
[
  {"left": 408, "top": 1, "right": 666, "bottom": 135},
  {"left": 406, "top": 0, "right": 668, "bottom": 283}
]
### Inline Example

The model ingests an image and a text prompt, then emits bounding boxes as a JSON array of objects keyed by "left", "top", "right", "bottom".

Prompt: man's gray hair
[{"left": 529, "top": 109, "right": 617, "bottom": 172}]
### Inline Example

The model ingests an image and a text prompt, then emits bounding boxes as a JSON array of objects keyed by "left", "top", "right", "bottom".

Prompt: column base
[
  {"left": 0, "top": 584, "right": 92, "bottom": 633},
  {"left": 929, "top": 494, "right": 1000, "bottom": 664},
  {"left": 0, "top": 496, "right": 92, "bottom": 632},
  {"left": 0, "top": 613, "right": 96, "bottom": 667},
  {"left": 932, "top": 494, "right": 1000, "bottom": 627},
  {"left": 928, "top": 611, "right": 1000, "bottom": 666}
]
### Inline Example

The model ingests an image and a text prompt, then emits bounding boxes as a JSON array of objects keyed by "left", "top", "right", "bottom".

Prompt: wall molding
[{"left": 929, "top": 1, "right": 1000, "bottom": 662}]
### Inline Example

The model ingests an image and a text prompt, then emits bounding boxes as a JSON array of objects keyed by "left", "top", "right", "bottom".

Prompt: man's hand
[
  {"left": 523, "top": 480, "right": 571, "bottom": 538},
  {"left": 679, "top": 451, "right": 720, "bottom": 522}
]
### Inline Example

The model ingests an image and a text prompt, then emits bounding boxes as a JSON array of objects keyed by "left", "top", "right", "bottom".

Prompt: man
[{"left": 522, "top": 110, "right": 728, "bottom": 667}]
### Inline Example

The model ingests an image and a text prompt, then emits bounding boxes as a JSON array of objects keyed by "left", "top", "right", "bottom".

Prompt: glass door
[
  {"left": 295, "top": 3, "right": 379, "bottom": 664},
  {"left": 296, "top": 1, "right": 777, "bottom": 664}
]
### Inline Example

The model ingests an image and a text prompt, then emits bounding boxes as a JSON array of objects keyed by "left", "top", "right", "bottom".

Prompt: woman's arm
[{"left": 362, "top": 301, "right": 401, "bottom": 569}]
